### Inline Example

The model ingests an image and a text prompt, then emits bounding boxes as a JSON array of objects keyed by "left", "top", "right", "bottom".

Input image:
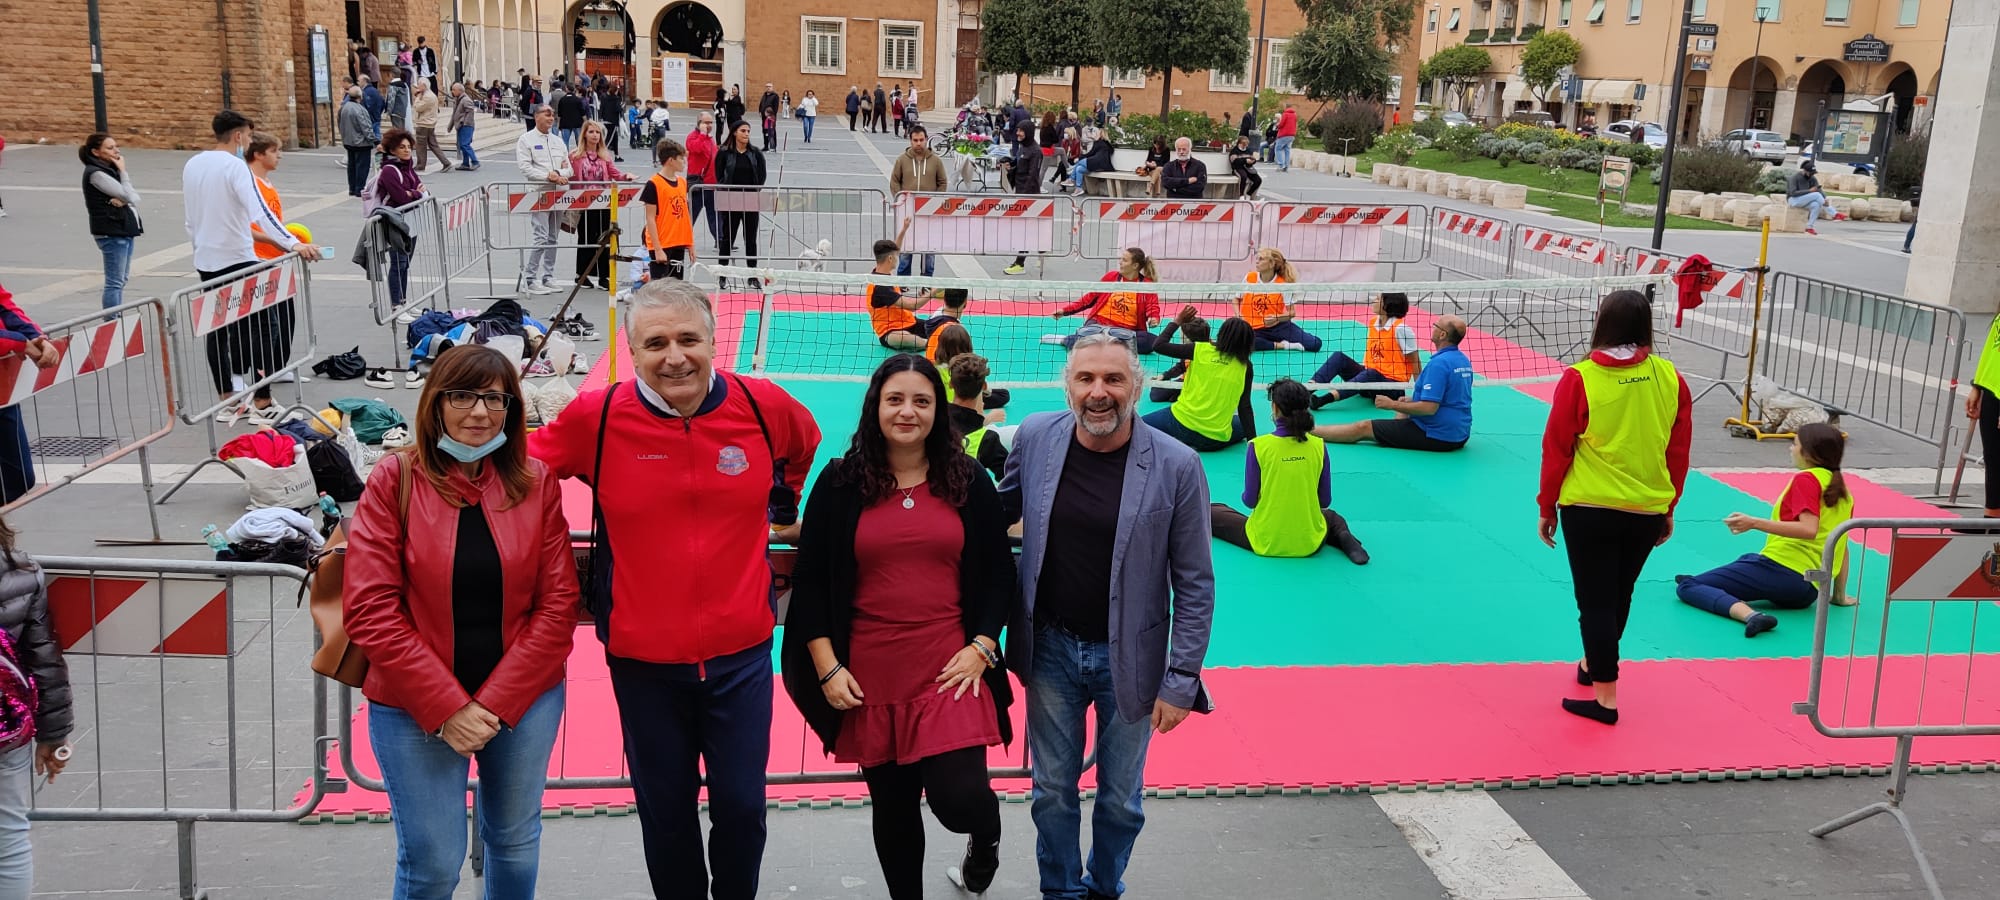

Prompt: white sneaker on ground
[
  {"left": 214, "top": 404, "right": 247, "bottom": 425},
  {"left": 523, "top": 278, "right": 557, "bottom": 295},
  {"left": 268, "top": 370, "right": 311, "bottom": 384},
  {"left": 363, "top": 368, "right": 399, "bottom": 390},
  {"left": 404, "top": 369, "right": 427, "bottom": 389},
  {"left": 394, "top": 306, "right": 424, "bottom": 325},
  {"left": 242, "top": 405, "right": 284, "bottom": 427}
]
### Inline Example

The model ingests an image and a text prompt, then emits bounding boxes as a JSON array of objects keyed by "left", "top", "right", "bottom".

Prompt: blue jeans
[
  {"left": 456, "top": 125, "right": 479, "bottom": 168},
  {"left": 1905, "top": 221, "right": 1915, "bottom": 252},
  {"left": 1789, "top": 192, "right": 1826, "bottom": 228},
  {"left": 1677, "top": 553, "right": 1816, "bottom": 616},
  {"left": 369, "top": 684, "right": 565, "bottom": 900},
  {"left": 1141, "top": 407, "right": 1246, "bottom": 452},
  {"left": 558, "top": 127, "right": 580, "bottom": 149},
  {"left": 0, "top": 745, "right": 32, "bottom": 898},
  {"left": 388, "top": 247, "right": 412, "bottom": 306},
  {"left": 1252, "top": 321, "right": 1321, "bottom": 352},
  {"left": 96, "top": 235, "right": 133, "bottom": 309},
  {"left": 896, "top": 252, "right": 935, "bottom": 278},
  {"left": 801, "top": 114, "right": 815, "bottom": 142},
  {"left": 1312, "top": 350, "right": 1404, "bottom": 401},
  {"left": 1070, "top": 160, "right": 1089, "bottom": 189},
  {"left": 1029, "top": 625, "right": 1154, "bottom": 900},
  {"left": 1273, "top": 135, "right": 1295, "bottom": 170}
]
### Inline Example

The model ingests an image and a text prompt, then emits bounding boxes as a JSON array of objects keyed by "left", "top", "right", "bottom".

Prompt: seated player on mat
[
  {"left": 1308, "top": 292, "right": 1419, "bottom": 408},
  {"left": 927, "top": 321, "right": 1008, "bottom": 409},
  {"left": 945, "top": 352, "right": 1011, "bottom": 483},
  {"left": 1312, "top": 315, "right": 1472, "bottom": 453},
  {"left": 1210, "top": 378, "right": 1369, "bottom": 564},
  {"left": 866, "top": 238, "right": 949, "bottom": 350},
  {"left": 1676, "top": 423, "right": 1856, "bottom": 636},
  {"left": 1143, "top": 307, "right": 1257, "bottom": 452},
  {"left": 1241, "top": 247, "right": 1322, "bottom": 352},
  {"left": 1048, "top": 247, "right": 1162, "bottom": 353}
]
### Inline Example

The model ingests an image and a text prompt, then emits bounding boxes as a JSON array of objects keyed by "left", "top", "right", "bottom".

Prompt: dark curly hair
[{"left": 838, "top": 354, "right": 976, "bottom": 507}]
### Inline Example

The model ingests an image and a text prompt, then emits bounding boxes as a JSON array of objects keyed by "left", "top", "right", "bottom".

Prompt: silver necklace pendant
[{"left": 901, "top": 493, "right": 916, "bottom": 510}]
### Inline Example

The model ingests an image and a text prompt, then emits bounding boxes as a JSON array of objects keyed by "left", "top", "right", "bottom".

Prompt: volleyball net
[{"left": 699, "top": 267, "right": 1676, "bottom": 391}]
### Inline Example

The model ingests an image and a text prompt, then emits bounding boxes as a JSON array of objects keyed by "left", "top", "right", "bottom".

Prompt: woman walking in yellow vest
[
  {"left": 1143, "top": 307, "right": 1257, "bottom": 452},
  {"left": 1966, "top": 315, "right": 2000, "bottom": 524},
  {"left": 1676, "top": 423, "right": 1855, "bottom": 635},
  {"left": 1307, "top": 292, "right": 1420, "bottom": 408},
  {"left": 1537, "top": 290, "right": 1693, "bottom": 725},
  {"left": 1210, "top": 379, "right": 1368, "bottom": 563}
]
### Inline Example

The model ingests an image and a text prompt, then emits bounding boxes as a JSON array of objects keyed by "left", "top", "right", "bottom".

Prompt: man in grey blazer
[{"left": 998, "top": 330, "right": 1217, "bottom": 900}]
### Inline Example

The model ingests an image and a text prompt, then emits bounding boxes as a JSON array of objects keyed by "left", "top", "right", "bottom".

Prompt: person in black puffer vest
[{"left": 79, "top": 133, "right": 144, "bottom": 310}]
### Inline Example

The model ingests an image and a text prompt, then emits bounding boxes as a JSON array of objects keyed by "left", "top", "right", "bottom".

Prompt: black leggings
[
  {"left": 1232, "top": 163, "right": 1262, "bottom": 196},
  {"left": 1210, "top": 503, "right": 1354, "bottom": 555},
  {"left": 1559, "top": 505, "right": 1666, "bottom": 684},
  {"left": 198, "top": 261, "right": 276, "bottom": 401},
  {"left": 1981, "top": 386, "right": 2000, "bottom": 510},
  {"left": 718, "top": 210, "right": 760, "bottom": 268},
  {"left": 860, "top": 746, "right": 1000, "bottom": 900}
]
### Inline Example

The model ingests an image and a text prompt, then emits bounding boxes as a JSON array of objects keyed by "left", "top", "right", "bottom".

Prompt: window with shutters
[
  {"left": 1898, "top": 0, "right": 1919, "bottom": 24},
  {"left": 1587, "top": 0, "right": 1606, "bottom": 22},
  {"left": 1627, "top": 0, "right": 1642, "bottom": 21},
  {"left": 1104, "top": 67, "right": 1147, "bottom": 88},
  {"left": 1823, "top": 0, "right": 1849, "bottom": 22},
  {"left": 1559, "top": 0, "right": 1571, "bottom": 24},
  {"left": 1428, "top": 9, "right": 1439, "bottom": 31},
  {"left": 1267, "top": 39, "right": 1301, "bottom": 93},
  {"left": 1033, "top": 67, "right": 1074, "bottom": 85},
  {"left": 879, "top": 21, "right": 922, "bottom": 78},
  {"left": 801, "top": 18, "right": 845, "bottom": 75},
  {"left": 1692, "top": 0, "right": 1707, "bottom": 17},
  {"left": 1448, "top": 8, "right": 1463, "bottom": 29},
  {"left": 1211, "top": 41, "right": 1253, "bottom": 91}
]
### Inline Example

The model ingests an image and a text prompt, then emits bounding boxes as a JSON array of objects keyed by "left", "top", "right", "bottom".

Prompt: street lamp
[
  {"left": 1744, "top": 4, "right": 1772, "bottom": 131},
  {"left": 1248, "top": 0, "right": 1270, "bottom": 147}
]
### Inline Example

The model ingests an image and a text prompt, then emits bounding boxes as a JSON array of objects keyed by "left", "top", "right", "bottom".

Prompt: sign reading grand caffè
[{"left": 1844, "top": 34, "right": 1891, "bottom": 63}]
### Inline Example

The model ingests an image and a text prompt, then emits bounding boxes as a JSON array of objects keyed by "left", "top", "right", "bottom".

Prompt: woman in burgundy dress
[{"left": 783, "top": 354, "right": 1016, "bottom": 898}]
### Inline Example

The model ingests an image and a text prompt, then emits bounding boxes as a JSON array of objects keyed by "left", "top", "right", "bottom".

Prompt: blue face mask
[{"left": 437, "top": 430, "right": 507, "bottom": 463}]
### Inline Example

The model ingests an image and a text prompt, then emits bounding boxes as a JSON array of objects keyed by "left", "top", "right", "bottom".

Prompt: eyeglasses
[
  {"left": 442, "top": 390, "right": 514, "bottom": 411},
  {"left": 1072, "top": 325, "right": 1138, "bottom": 345}
]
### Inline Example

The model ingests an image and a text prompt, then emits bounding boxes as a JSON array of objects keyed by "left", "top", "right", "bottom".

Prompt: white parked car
[
  {"left": 1604, "top": 120, "right": 1668, "bottom": 148},
  {"left": 1722, "top": 129, "right": 1787, "bottom": 162}
]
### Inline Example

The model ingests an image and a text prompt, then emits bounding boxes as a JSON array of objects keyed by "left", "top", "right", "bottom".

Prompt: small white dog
[
  {"left": 797, "top": 239, "right": 833, "bottom": 272},
  {"left": 1751, "top": 374, "right": 1831, "bottom": 434}
]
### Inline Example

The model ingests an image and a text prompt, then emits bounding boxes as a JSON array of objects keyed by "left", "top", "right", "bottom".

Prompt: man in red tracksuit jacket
[{"left": 530, "top": 279, "right": 821, "bottom": 900}]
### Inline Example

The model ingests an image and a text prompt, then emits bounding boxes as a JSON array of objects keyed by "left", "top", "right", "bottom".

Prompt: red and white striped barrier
[
  {"left": 1434, "top": 209, "right": 1505, "bottom": 241},
  {"left": 188, "top": 258, "right": 301, "bottom": 336},
  {"left": 445, "top": 192, "right": 481, "bottom": 231},
  {"left": 0, "top": 311, "right": 150, "bottom": 406},
  {"left": 1270, "top": 205, "right": 1413, "bottom": 227},
  {"left": 45, "top": 573, "right": 230, "bottom": 657},
  {"left": 1090, "top": 200, "right": 1240, "bottom": 223},
  {"left": 1629, "top": 251, "right": 1749, "bottom": 299},
  {"left": 910, "top": 196, "right": 1058, "bottom": 219},
  {"left": 1518, "top": 227, "right": 1609, "bottom": 264},
  {"left": 505, "top": 186, "right": 643, "bottom": 213},
  {"left": 1886, "top": 535, "right": 2000, "bottom": 601}
]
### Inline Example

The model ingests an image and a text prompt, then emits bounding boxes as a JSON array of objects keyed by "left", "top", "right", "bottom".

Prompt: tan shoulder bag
[{"left": 304, "top": 457, "right": 411, "bottom": 687}]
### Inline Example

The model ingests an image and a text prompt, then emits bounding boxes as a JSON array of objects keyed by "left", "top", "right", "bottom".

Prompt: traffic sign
[{"left": 1685, "top": 22, "right": 1719, "bottom": 35}]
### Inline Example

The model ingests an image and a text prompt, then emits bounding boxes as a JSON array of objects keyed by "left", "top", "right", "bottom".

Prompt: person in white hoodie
[{"left": 513, "top": 105, "right": 574, "bottom": 295}]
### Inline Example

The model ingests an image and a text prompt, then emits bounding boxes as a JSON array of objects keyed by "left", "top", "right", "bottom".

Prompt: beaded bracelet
[{"left": 819, "top": 663, "right": 844, "bottom": 685}]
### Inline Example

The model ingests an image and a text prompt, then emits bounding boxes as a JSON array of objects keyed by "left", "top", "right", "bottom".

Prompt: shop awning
[
  {"left": 1587, "top": 79, "right": 1643, "bottom": 105},
  {"left": 1501, "top": 80, "right": 1535, "bottom": 105}
]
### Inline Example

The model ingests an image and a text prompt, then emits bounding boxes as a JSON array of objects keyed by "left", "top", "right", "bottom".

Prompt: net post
[
  {"left": 752, "top": 282, "right": 776, "bottom": 376},
  {"left": 1738, "top": 218, "right": 1772, "bottom": 425}
]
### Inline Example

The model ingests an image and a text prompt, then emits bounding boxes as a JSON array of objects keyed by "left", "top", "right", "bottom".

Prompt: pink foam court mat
[
  {"left": 301, "top": 645, "right": 2000, "bottom": 817},
  {"left": 1708, "top": 471, "right": 1955, "bottom": 555}
]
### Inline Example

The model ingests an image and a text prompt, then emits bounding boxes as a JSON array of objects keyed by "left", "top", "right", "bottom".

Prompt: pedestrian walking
[
  {"left": 412, "top": 36, "right": 440, "bottom": 92},
  {"left": 529, "top": 280, "right": 821, "bottom": 900},
  {"left": 598, "top": 88, "right": 626, "bottom": 162},
  {"left": 556, "top": 88, "right": 586, "bottom": 148},
  {"left": 79, "top": 133, "right": 143, "bottom": 309},
  {"left": 798, "top": 90, "right": 819, "bottom": 143},
  {"left": 373, "top": 129, "right": 429, "bottom": 316},
  {"left": 362, "top": 77, "right": 387, "bottom": 139},
  {"left": 448, "top": 82, "right": 481, "bottom": 171},
  {"left": 999, "top": 331, "right": 1216, "bottom": 900},
  {"left": 758, "top": 83, "right": 780, "bottom": 151},
  {"left": 387, "top": 76, "right": 412, "bottom": 132},
  {"left": 512, "top": 106, "right": 573, "bottom": 295},
  {"left": 847, "top": 86, "right": 862, "bottom": 131},
  {"left": 0, "top": 511, "right": 76, "bottom": 898},
  {"left": 343, "top": 344, "right": 578, "bottom": 900},
  {"left": 410, "top": 79, "right": 450, "bottom": 174},
  {"left": 1538, "top": 290, "right": 1692, "bottom": 725},
  {"left": 998, "top": 122, "right": 1041, "bottom": 275},
  {"left": 873, "top": 84, "right": 889, "bottom": 133},
  {"left": 339, "top": 87, "right": 377, "bottom": 196}
]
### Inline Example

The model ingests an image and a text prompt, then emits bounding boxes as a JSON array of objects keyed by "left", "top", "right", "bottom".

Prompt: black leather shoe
[{"left": 958, "top": 834, "right": 999, "bottom": 893}]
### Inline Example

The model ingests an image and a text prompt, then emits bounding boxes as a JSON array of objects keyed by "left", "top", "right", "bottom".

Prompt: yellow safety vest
[
  {"left": 1556, "top": 355, "right": 1682, "bottom": 514},
  {"left": 1245, "top": 433, "right": 1327, "bottom": 557},
  {"left": 1977, "top": 317, "right": 2000, "bottom": 395},
  {"left": 1172, "top": 343, "right": 1246, "bottom": 441},
  {"left": 1761, "top": 467, "right": 1854, "bottom": 576}
]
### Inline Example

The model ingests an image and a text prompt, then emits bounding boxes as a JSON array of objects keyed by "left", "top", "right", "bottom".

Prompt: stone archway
[
  {"left": 1791, "top": 60, "right": 1849, "bottom": 141},
  {"left": 567, "top": 0, "right": 636, "bottom": 91},
  {"left": 655, "top": 2, "right": 726, "bottom": 107},
  {"left": 1881, "top": 63, "right": 1919, "bottom": 133},
  {"left": 1723, "top": 56, "right": 1784, "bottom": 134}
]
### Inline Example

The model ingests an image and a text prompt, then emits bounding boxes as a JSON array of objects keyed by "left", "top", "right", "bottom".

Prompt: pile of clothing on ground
[{"left": 399, "top": 297, "right": 592, "bottom": 379}]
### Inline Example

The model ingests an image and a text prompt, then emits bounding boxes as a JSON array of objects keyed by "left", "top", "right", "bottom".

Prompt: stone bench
[{"left": 1489, "top": 184, "right": 1527, "bottom": 210}]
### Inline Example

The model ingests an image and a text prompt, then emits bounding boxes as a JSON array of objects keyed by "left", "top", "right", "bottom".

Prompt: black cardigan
[{"left": 780, "top": 458, "right": 1018, "bottom": 755}]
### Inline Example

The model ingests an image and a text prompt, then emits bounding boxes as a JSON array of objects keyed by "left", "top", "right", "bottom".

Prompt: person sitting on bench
[
  {"left": 1308, "top": 292, "right": 1420, "bottom": 408},
  {"left": 1311, "top": 315, "right": 1472, "bottom": 453},
  {"left": 1210, "top": 378, "right": 1368, "bottom": 564},
  {"left": 1240, "top": 247, "right": 1321, "bottom": 352}
]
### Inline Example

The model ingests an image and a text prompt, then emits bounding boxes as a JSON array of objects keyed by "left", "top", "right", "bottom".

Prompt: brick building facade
[{"left": 0, "top": 0, "right": 442, "bottom": 148}]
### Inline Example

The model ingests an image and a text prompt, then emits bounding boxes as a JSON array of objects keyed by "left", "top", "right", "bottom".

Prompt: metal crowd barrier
[
  {"left": 1426, "top": 206, "right": 1514, "bottom": 281},
  {"left": 0, "top": 299, "right": 174, "bottom": 542},
  {"left": 483, "top": 180, "right": 643, "bottom": 291},
  {"left": 156, "top": 254, "right": 319, "bottom": 504},
  {"left": 1758, "top": 273, "right": 1968, "bottom": 488},
  {"left": 1255, "top": 201, "right": 1427, "bottom": 281},
  {"left": 1077, "top": 198, "right": 1257, "bottom": 283},
  {"left": 1625, "top": 246, "right": 1762, "bottom": 404},
  {"left": 1795, "top": 519, "right": 2000, "bottom": 900},
  {"left": 699, "top": 184, "right": 892, "bottom": 275},
  {"left": 28, "top": 555, "right": 327, "bottom": 900},
  {"left": 896, "top": 191, "right": 1074, "bottom": 279}
]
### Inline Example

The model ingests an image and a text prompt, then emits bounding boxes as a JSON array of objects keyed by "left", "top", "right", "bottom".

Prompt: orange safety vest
[
  {"left": 1092, "top": 287, "right": 1145, "bottom": 329},
  {"left": 867, "top": 281, "right": 917, "bottom": 337},
  {"left": 1363, "top": 317, "right": 1416, "bottom": 382},
  {"left": 252, "top": 176, "right": 285, "bottom": 261},
  {"left": 644, "top": 173, "right": 694, "bottom": 251},
  {"left": 1240, "top": 271, "right": 1286, "bottom": 329},
  {"left": 924, "top": 314, "right": 962, "bottom": 362}
]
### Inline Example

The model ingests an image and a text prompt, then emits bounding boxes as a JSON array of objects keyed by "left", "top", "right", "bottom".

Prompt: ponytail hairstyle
[
  {"left": 1259, "top": 247, "right": 1298, "bottom": 283},
  {"left": 1123, "top": 247, "right": 1158, "bottom": 282},
  {"left": 1795, "top": 422, "right": 1849, "bottom": 508},
  {"left": 1268, "top": 378, "right": 1313, "bottom": 441}
]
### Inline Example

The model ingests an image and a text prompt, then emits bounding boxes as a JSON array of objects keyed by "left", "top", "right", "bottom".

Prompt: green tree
[
  {"left": 980, "top": 0, "right": 1038, "bottom": 102},
  {"left": 1037, "top": 0, "right": 1104, "bottom": 111},
  {"left": 1286, "top": 0, "right": 1418, "bottom": 103},
  {"left": 1091, "top": 0, "right": 1251, "bottom": 118},
  {"left": 1419, "top": 44, "right": 1491, "bottom": 112},
  {"left": 1520, "top": 29, "right": 1582, "bottom": 103}
]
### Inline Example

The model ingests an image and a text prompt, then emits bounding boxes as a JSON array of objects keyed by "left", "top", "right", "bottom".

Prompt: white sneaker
[
  {"left": 394, "top": 306, "right": 424, "bottom": 325},
  {"left": 268, "top": 370, "right": 311, "bottom": 384},
  {"left": 242, "top": 404, "right": 284, "bottom": 427},
  {"left": 214, "top": 403, "right": 247, "bottom": 425},
  {"left": 404, "top": 369, "right": 427, "bottom": 389},
  {"left": 523, "top": 279, "right": 557, "bottom": 295},
  {"left": 380, "top": 425, "right": 414, "bottom": 448},
  {"left": 364, "top": 368, "right": 399, "bottom": 390}
]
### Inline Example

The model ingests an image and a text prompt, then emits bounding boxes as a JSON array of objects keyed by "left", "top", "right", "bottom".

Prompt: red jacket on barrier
[{"left": 341, "top": 452, "right": 579, "bottom": 733}]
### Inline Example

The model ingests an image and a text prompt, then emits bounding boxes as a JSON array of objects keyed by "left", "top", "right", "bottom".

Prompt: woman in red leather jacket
[{"left": 343, "top": 344, "right": 578, "bottom": 899}]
